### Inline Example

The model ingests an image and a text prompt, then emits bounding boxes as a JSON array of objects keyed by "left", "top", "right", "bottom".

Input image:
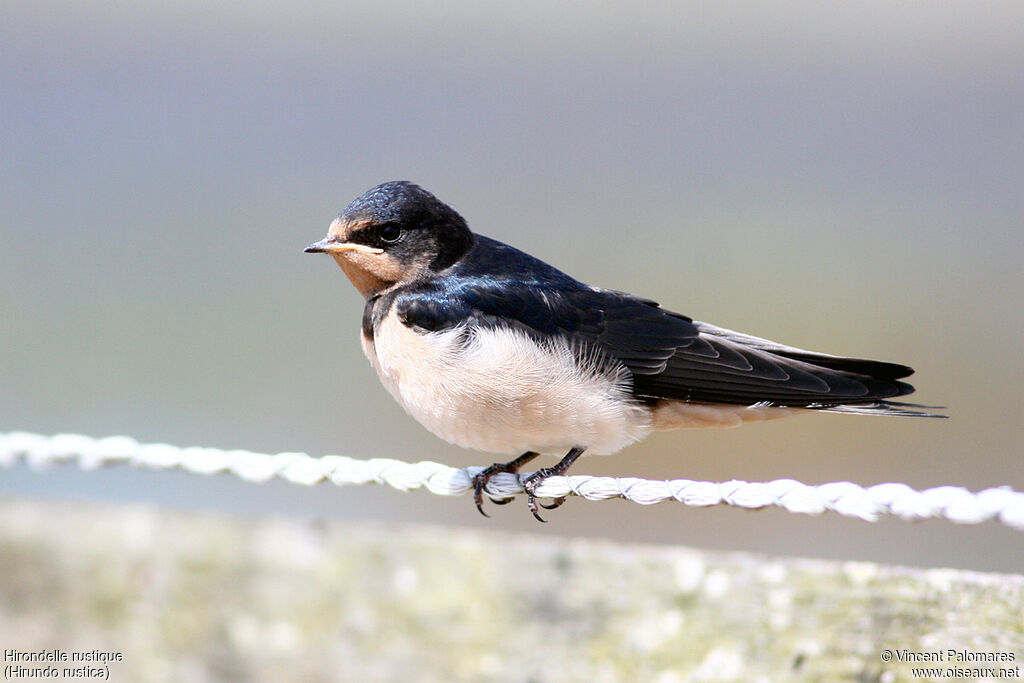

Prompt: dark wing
[{"left": 393, "top": 278, "right": 927, "bottom": 410}]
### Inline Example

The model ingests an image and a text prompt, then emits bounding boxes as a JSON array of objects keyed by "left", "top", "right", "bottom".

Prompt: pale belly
[
  {"left": 362, "top": 315, "right": 653, "bottom": 455},
  {"left": 361, "top": 314, "right": 797, "bottom": 456}
]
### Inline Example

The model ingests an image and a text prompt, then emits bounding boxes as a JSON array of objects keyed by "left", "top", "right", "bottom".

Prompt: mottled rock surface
[{"left": 0, "top": 498, "right": 1020, "bottom": 682}]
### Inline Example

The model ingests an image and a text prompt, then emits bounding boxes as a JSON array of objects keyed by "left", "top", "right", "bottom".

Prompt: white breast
[{"left": 361, "top": 314, "right": 653, "bottom": 455}]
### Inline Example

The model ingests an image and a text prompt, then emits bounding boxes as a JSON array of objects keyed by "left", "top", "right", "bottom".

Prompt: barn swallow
[{"left": 305, "top": 181, "right": 944, "bottom": 521}]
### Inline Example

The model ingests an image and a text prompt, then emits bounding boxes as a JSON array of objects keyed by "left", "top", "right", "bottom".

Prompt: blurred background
[{"left": 2, "top": 0, "right": 1021, "bottom": 571}]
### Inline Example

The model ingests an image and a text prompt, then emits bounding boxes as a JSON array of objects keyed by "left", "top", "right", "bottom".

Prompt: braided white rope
[{"left": 2, "top": 431, "right": 1022, "bottom": 530}]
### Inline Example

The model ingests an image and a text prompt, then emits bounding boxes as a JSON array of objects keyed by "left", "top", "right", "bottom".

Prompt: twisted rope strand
[{"left": 3, "top": 431, "right": 1022, "bottom": 530}]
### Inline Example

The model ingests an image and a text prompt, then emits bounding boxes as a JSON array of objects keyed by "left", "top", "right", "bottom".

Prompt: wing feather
[{"left": 392, "top": 275, "right": 927, "bottom": 410}]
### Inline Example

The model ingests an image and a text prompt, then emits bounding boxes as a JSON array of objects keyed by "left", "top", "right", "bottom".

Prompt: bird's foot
[
  {"left": 521, "top": 468, "right": 566, "bottom": 523},
  {"left": 472, "top": 451, "right": 540, "bottom": 517},
  {"left": 520, "top": 446, "right": 586, "bottom": 523}
]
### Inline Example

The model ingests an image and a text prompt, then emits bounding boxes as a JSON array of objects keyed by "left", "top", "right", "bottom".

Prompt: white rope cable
[{"left": 2, "top": 431, "right": 1022, "bottom": 530}]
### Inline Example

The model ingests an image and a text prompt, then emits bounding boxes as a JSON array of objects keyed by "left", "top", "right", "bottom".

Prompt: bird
[{"left": 305, "top": 181, "right": 944, "bottom": 521}]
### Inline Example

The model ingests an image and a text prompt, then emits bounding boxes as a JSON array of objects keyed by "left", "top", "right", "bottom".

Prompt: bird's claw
[
  {"left": 472, "top": 465, "right": 522, "bottom": 517},
  {"left": 522, "top": 471, "right": 555, "bottom": 522},
  {"left": 472, "top": 472, "right": 492, "bottom": 517},
  {"left": 530, "top": 505, "right": 548, "bottom": 523},
  {"left": 475, "top": 493, "right": 515, "bottom": 517},
  {"left": 472, "top": 449, "right": 577, "bottom": 521},
  {"left": 471, "top": 452, "right": 541, "bottom": 518}
]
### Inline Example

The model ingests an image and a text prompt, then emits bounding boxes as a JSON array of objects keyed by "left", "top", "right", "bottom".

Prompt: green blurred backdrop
[{"left": 2, "top": 1, "right": 1021, "bottom": 570}]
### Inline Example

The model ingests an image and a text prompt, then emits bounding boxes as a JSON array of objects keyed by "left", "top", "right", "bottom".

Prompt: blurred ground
[{"left": 2, "top": 498, "right": 1021, "bottom": 682}]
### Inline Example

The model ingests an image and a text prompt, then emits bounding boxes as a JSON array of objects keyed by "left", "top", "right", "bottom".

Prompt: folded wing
[{"left": 393, "top": 278, "right": 941, "bottom": 415}]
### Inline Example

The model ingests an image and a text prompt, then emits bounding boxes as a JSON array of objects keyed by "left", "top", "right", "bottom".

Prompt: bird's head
[{"left": 305, "top": 181, "right": 474, "bottom": 298}]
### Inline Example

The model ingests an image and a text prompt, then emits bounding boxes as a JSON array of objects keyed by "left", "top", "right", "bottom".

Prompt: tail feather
[{"left": 812, "top": 401, "right": 947, "bottom": 418}]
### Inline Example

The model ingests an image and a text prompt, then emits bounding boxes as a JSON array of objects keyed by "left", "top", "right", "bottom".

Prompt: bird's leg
[
  {"left": 472, "top": 451, "right": 540, "bottom": 517},
  {"left": 521, "top": 446, "right": 586, "bottom": 523}
]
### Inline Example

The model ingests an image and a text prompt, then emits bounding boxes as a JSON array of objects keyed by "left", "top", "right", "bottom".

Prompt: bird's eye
[{"left": 379, "top": 224, "right": 404, "bottom": 244}]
